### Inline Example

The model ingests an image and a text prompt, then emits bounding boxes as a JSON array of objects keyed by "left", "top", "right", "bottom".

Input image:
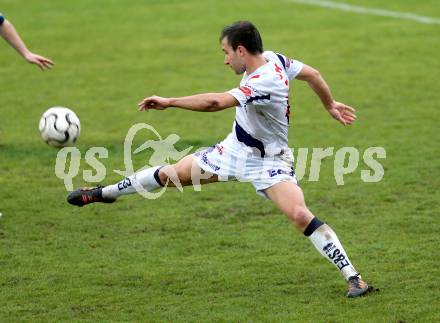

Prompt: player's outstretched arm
[
  {"left": 138, "top": 92, "right": 238, "bottom": 112},
  {"left": 296, "top": 64, "right": 356, "bottom": 126},
  {"left": 0, "top": 19, "right": 54, "bottom": 70}
]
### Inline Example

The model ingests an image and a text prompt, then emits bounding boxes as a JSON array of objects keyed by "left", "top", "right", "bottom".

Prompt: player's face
[{"left": 221, "top": 38, "right": 246, "bottom": 75}]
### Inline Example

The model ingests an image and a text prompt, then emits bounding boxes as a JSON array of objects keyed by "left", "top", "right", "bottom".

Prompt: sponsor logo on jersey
[
  {"left": 267, "top": 168, "right": 295, "bottom": 177},
  {"left": 200, "top": 147, "right": 221, "bottom": 171},
  {"left": 215, "top": 144, "right": 224, "bottom": 155},
  {"left": 239, "top": 86, "right": 252, "bottom": 96}
]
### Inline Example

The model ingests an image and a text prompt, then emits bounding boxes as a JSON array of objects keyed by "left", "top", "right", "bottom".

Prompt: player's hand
[
  {"left": 138, "top": 96, "right": 171, "bottom": 111},
  {"left": 327, "top": 101, "right": 356, "bottom": 126},
  {"left": 24, "top": 52, "right": 54, "bottom": 71}
]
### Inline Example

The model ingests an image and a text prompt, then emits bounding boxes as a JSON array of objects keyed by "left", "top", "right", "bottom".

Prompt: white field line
[{"left": 288, "top": 0, "right": 440, "bottom": 25}]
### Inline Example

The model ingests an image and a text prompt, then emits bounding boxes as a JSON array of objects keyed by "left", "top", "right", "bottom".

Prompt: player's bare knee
[
  {"left": 158, "top": 166, "right": 171, "bottom": 184},
  {"left": 288, "top": 207, "right": 313, "bottom": 228},
  {"left": 175, "top": 165, "right": 192, "bottom": 185},
  {"left": 159, "top": 164, "right": 191, "bottom": 186}
]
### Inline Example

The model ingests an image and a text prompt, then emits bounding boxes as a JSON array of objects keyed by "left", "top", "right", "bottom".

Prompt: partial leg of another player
[
  {"left": 264, "top": 181, "right": 369, "bottom": 297},
  {"left": 67, "top": 155, "right": 217, "bottom": 206}
]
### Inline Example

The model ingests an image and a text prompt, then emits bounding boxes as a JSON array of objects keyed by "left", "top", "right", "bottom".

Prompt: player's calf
[
  {"left": 100, "top": 166, "right": 165, "bottom": 199},
  {"left": 265, "top": 182, "right": 369, "bottom": 297}
]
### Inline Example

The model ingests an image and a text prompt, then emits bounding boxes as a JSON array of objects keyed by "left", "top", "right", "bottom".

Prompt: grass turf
[{"left": 1, "top": 0, "right": 439, "bottom": 321}]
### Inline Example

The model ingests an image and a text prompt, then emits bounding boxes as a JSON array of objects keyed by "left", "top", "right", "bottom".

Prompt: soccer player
[
  {"left": 0, "top": 13, "right": 54, "bottom": 70},
  {"left": 68, "top": 21, "right": 369, "bottom": 297}
]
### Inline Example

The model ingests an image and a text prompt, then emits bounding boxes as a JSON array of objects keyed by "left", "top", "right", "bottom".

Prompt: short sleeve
[
  {"left": 275, "top": 53, "right": 304, "bottom": 80},
  {"left": 0, "top": 14, "right": 5, "bottom": 25},
  {"left": 228, "top": 78, "right": 271, "bottom": 108}
]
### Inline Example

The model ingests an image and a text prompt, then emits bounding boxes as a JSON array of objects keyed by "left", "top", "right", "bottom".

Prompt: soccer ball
[{"left": 39, "top": 107, "right": 81, "bottom": 147}]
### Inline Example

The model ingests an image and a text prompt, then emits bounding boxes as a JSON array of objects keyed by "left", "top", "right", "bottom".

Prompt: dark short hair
[{"left": 220, "top": 21, "right": 263, "bottom": 54}]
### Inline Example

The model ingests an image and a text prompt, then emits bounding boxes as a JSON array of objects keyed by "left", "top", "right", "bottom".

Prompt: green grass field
[{"left": 1, "top": 0, "right": 439, "bottom": 321}]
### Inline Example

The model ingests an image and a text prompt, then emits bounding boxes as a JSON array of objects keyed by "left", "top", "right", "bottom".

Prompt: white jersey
[{"left": 228, "top": 51, "right": 303, "bottom": 157}]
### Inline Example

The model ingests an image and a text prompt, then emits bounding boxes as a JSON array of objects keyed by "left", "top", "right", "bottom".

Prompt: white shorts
[{"left": 193, "top": 133, "right": 297, "bottom": 197}]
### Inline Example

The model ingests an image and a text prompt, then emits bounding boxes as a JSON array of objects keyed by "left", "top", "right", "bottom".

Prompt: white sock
[
  {"left": 304, "top": 218, "right": 359, "bottom": 281},
  {"left": 102, "top": 166, "right": 163, "bottom": 199}
]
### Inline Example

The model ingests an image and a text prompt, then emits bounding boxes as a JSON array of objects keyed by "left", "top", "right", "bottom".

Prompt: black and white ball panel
[{"left": 39, "top": 107, "right": 81, "bottom": 147}]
